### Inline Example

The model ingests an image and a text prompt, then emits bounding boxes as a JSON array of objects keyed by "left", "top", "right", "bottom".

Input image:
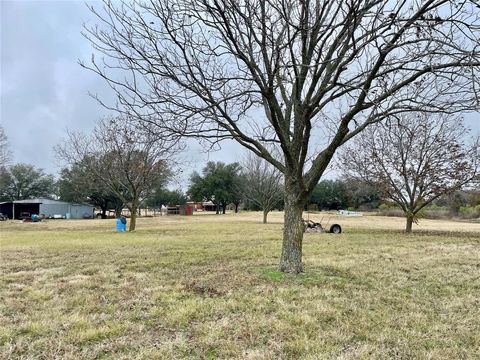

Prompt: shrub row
[{"left": 377, "top": 204, "right": 480, "bottom": 220}]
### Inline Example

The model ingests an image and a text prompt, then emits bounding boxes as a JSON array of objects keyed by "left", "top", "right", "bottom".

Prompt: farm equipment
[
  {"left": 303, "top": 217, "right": 342, "bottom": 234},
  {"left": 18, "top": 212, "right": 31, "bottom": 220}
]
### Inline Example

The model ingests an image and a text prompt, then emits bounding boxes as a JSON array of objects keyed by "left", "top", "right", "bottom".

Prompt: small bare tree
[
  {"left": 0, "top": 126, "right": 12, "bottom": 167},
  {"left": 83, "top": 0, "right": 480, "bottom": 272},
  {"left": 241, "top": 154, "right": 283, "bottom": 224},
  {"left": 56, "top": 118, "right": 176, "bottom": 231},
  {"left": 341, "top": 114, "right": 479, "bottom": 232}
]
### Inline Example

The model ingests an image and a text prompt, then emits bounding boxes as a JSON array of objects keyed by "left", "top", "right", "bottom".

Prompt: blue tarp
[{"left": 116, "top": 218, "right": 126, "bottom": 232}]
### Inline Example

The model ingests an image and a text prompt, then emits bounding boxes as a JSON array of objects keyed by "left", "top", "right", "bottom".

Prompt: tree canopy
[
  {"left": 342, "top": 178, "right": 382, "bottom": 210},
  {"left": 308, "top": 180, "right": 348, "bottom": 210},
  {"left": 188, "top": 162, "right": 242, "bottom": 214},
  {"left": 145, "top": 187, "right": 187, "bottom": 208},
  {"left": 0, "top": 164, "right": 55, "bottom": 201},
  {"left": 57, "top": 162, "right": 124, "bottom": 218}
]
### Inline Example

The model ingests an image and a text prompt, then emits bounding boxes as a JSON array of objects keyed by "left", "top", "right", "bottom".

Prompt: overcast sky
[
  {"left": 1, "top": 0, "right": 479, "bottom": 182},
  {"left": 0, "top": 0, "right": 242, "bottom": 182}
]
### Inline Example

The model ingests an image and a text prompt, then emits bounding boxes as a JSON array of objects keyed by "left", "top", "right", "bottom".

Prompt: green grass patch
[{"left": 260, "top": 268, "right": 288, "bottom": 281}]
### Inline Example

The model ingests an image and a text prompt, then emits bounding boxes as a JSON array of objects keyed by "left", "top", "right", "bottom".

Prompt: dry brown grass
[{"left": 1, "top": 212, "right": 479, "bottom": 359}]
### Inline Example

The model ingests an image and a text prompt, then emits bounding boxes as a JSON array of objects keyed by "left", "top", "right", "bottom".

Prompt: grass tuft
[{"left": 260, "top": 268, "right": 288, "bottom": 281}]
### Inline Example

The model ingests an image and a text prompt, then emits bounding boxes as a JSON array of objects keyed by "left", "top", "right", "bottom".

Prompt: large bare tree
[
  {"left": 341, "top": 114, "right": 479, "bottom": 232},
  {"left": 56, "top": 118, "right": 176, "bottom": 231},
  {"left": 83, "top": 0, "right": 480, "bottom": 272}
]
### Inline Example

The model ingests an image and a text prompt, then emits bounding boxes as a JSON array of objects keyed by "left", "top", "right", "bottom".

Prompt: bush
[
  {"left": 421, "top": 205, "right": 450, "bottom": 220},
  {"left": 378, "top": 203, "right": 404, "bottom": 217},
  {"left": 374, "top": 202, "right": 479, "bottom": 220},
  {"left": 458, "top": 205, "right": 480, "bottom": 219}
]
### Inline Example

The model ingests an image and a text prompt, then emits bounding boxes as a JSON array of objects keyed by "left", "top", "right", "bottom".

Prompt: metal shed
[
  {"left": 0, "top": 201, "right": 40, "bottom": 219},
  {"left": 0, "top": 198, "right": 94, "bottom": 219}
]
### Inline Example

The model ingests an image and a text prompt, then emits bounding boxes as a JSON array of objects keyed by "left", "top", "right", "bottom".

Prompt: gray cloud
[
  {"left": 1, "top": 0, "right": 112, "bottom": 174},
  {"left": 0, "top": 0, "right": 243, "bottom": 179}
]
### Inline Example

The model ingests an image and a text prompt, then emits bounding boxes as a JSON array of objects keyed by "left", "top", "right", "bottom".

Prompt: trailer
[{"left": 303, "top": 218, "right": 342, "bottom": 234}]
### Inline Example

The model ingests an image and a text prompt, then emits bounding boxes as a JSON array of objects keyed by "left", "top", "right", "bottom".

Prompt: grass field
[{"left": 1, "top": 212, "right": 479, "bottom": 359}]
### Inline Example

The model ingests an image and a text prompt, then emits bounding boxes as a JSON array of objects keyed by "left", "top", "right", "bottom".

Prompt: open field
[{"left": 1, "top": 212, "right": 479, "bottom": 359}]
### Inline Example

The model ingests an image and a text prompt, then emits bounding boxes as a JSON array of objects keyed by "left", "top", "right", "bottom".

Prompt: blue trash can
[{"left": 116, "top": 217, "right": 126, "bottom": 232}]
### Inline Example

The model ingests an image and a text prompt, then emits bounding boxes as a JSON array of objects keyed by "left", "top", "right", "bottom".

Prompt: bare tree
[
  {"left": 341, "top": 114, "right": 479, "bottom": 232},
  {"left": 56, "top": 118, "right": 176, "bottom": 231},
  {"left": 83, "top": 0, "right": 480, "bottom": 272},
  {"left": 0, "top": 126, "right": 12, "bottom": 167},
  {"left": 241, "top": 154, "right": 283, "bottom": 224},
  {"left": 57, "top": 163, "right": 125, "bottom": 218}
]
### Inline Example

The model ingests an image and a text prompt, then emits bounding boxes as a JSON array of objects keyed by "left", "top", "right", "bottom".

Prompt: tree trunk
[
  {"left": 129, "top": 205, "right": 137, "bottom": 231},
  {"left": 101, "top": 207, "right": 107, "bottom": 219},
  {"left": 234, "top": 203, "right": 239, "bottom": 213},
  {"left": 115, "top": 207, "right": 122, "bottom": 218},
  {"left": 222, "top": 202, "right": 226, "bottom": 214},
  {"left": 262, "top": 209, "right": 268, "bottom": 224},
  {"left": 405, "top": 214, "right": 414, "bottom": 233},
  {"left": 279, "top": 184, "right": 305, "bottom": 273},
  {"left": 215, "top": 204, "right": 219, "bottom": 214}
]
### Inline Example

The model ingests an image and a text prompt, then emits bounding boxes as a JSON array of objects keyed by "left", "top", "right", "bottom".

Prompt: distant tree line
[
  {"left": 2, "top": 158, "right": 478, "bottom": 222},
  {"left": 307, "top": 179, "right": 381, "bottom": 211},
  {"left": 187, "top": 156, "right": 284, "bottom": 223},
  {"left": 1, "top": 118, "right": 478, "bottom": 234}
]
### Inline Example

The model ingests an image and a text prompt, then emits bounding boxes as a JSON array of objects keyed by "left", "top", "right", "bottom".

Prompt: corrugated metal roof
[
  {"left": 0, "top": 200, "right": 43, "bottom": 205},
  {"left": 0, "top": 198, "right": 94, "bottom": 207},
  {"left": 9, "top": 199, "right": 44, "bottom": 204}
]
